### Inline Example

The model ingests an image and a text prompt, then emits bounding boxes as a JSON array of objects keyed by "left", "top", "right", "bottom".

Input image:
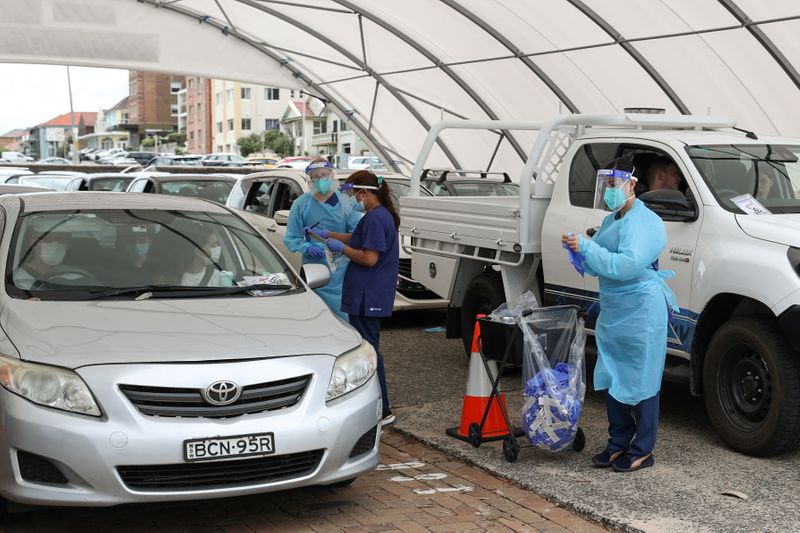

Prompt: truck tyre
[
  {"left": 703, "top": 316, "right": 800, "bottom": 456},
  {"left": 460, "top": 274, "right": 505, "bottom": 357}
]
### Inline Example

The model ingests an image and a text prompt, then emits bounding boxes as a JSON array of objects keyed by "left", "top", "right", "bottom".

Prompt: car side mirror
[
  {"left": 639, "top": 189, "right": 698, "bottom": 222},
  {"left": 301, "top": 263, "right": 330, "bottom": 289},
  {"left": 274, "top": 210, "right": 290, "bottom": 225}
]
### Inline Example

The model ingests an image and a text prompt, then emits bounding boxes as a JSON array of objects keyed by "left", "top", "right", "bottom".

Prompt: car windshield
[
  {"left": 18, "top": 176, "right": 74, "bottom": 191},
  {"left": 687, "top": 144, "right": 800, "bottom": 214},
  {"left": 160, "top": 180, "right": 233, "bottom": 204},
  {"left": 385, "top": 179, "right": 431, "bottom": 205},
  {"left": 7, "top": 210, "right": 295, "bottom": 300},
  {"left": 447, "top": 181, "right": 519, "bottom": 196},
  {"left": 89, "top": 178, "right": 134, "bottom": 191}
]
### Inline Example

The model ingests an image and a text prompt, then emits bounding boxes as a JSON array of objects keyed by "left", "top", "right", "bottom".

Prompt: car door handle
[{"left": 586, "top": 227, "right": 598, "bottom": 237}]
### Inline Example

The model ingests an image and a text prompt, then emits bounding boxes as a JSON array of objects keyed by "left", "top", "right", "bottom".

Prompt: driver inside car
[{"left": 13, "top": 228, "right": 74, "bottom": 290}]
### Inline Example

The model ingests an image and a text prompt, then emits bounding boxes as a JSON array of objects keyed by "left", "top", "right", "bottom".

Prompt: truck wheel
[
  {"left": 703, "top": 316, "right": 800, "bottom": 456},
  {"left": 460, "top": 274, "right": 505, "bottom": 357}
]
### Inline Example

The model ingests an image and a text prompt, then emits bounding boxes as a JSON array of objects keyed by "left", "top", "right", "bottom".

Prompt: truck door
[
  {"left": 582, "top": 142, "right": 702, "bottom": 354},
  {"left": 542, "top": 141, "right": 620, "bottom": 323}
]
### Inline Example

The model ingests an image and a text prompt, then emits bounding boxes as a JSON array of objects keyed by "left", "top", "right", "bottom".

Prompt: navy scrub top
[{"left": 341, "top": 205, "right": 399, "bottom": 317}]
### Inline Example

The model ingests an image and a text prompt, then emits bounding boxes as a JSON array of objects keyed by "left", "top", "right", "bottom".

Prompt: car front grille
[
  {"left": 349, "top": 425, "right": 378, "bottom": 458},
  {"left": 398, "top": 258, "right": 413, "bottom": 279},
  {"left": 17, "top": 451, "right": 68, "bottom": 485},
  {"left": 117, "top": 449, "right": 324, "bottom": 491},
  {"left": 119, "top": 375, "right": 311, "bottom": 418}
]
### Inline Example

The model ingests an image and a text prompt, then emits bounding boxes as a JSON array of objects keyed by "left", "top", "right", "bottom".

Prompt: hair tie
[{"left": 377, "top": 175, "right": 384, "bottom": 186}]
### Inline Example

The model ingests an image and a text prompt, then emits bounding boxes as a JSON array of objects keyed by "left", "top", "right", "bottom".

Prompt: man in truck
[{"left": 645, "top": 157, "right": 682, "bottom": 192}]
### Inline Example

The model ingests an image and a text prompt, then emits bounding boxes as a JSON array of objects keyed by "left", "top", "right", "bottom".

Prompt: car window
[
  {"left": 18, "top": 176, "right": 73, "bottom": 191},
  {"left": 89, "top": 178, "right": 134, "bottom": 192},
  {"left": 244, "top": 180, "right": 276, "bottom": 215},
  {"left": 568, "top": 143, "right": 619, "bottom": 209},
  {"left": 160, "top": 180, "right": 233, "bottom": 204},
  {"left": 6, "top": 210, "right": 294, "bottom": 299},
  {"left": 424, "top": 181, "right": 451, "bottom": 196},
  {"left": 271, "top": 180, "right": 303, "bottom": 214},
  {"left": 449, "top": 182, "right": 519, "bottom": 196}
]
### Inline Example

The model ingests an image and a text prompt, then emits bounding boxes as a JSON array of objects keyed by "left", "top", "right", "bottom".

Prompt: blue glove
[
  {"left": 304, "top": 226, "right": 328, "bottom": 241},
  {"left": 562, "top": 232, "right": 585, "bottom": 277},
  {"left": 326, "top": 238, "right": 345, "bottom": 253},
  {"left": 306, "top": 245, "right": 325, "bottom": 259}
]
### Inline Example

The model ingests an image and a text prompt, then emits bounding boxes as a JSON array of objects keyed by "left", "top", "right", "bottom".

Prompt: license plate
[{"left": 184, "top": 432, "right": 275, "bottom": 462}]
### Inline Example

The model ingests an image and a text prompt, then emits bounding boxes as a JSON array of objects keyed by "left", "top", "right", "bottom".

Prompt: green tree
[
  {"left": 263, "top": 130, "right": 293, "bottom": 157},
  {"left": 167, "top": 132, "right": 186, "bottom": 144},
  {"left": 141, "top": 137, "right": 155, "bottom": 148},
  {"left": 237, "top": 133, "right": 263, "bottom": 157}
]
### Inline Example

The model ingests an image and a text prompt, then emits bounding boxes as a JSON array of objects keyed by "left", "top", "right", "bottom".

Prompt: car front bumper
[{"left": 0, "top": 356, "right": 381, "bottom": 506}]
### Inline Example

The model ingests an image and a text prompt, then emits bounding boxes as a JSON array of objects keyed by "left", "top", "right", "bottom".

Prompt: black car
[{"left": 127, "top": 151, "right": 157, "bottom": 166}]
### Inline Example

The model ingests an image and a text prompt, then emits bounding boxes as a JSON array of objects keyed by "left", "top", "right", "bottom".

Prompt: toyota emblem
[{"left": 203, "top": 380, "right": 241, "bottom": 406}]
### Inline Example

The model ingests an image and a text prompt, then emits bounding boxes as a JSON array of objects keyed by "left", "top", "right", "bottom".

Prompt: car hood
[
  {"left": 0, "top": 292, "right": 360, "bottom": 369},
  {"left": 736, "top": 214, "right": 800, "bottom": 248}
]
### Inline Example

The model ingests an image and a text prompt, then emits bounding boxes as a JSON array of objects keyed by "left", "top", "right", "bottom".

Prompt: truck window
[{"left": 568, "top": 143, "right": 619, "bottom": 208}]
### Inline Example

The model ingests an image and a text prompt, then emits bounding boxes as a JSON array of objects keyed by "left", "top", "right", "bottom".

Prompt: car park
[
  {"left": 226, "top": 169, "right": 446, "bottom": 312},
  {"left": 126, "top": 173, "right": 236, "bottom": 204},
  {"left": 145, "top": 155, "right": 204, "bottom": 169},
  {"left": 0, "top": 191, "right": 380, "bottom": 510},
  {"left": 420, "top": 170, "right": 519, "bottom": 197},
  {"left": 201, "top": 153, "right": 246, "bottom": 167}
]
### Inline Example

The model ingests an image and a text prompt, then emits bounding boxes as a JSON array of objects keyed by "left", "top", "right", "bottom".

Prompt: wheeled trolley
[{"left": 468, "top": 306, "right": 586, "bottom": 462}]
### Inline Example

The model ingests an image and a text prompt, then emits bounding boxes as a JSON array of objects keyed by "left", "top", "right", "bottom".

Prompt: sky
[{"left": 0, "top": 64, "right": 129, "bottom": 135}]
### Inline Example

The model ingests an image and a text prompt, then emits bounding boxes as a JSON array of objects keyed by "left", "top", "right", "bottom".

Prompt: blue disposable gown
[
  {"left": 284, "top": 191, "right": 362, "bottom": 320},
  {"left": 581, "top": 199, "right": 676, "bottom": 405}
]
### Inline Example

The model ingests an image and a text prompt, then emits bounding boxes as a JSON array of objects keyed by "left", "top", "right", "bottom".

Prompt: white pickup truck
[{"left": 401, "top": 113, "right": 800, "bottom": 456}]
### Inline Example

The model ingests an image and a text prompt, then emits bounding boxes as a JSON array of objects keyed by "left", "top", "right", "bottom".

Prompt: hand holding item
[
  {"left": 306, "top": 244, "right": 326, "bottom": 259},
  {"left": 325, "top": 238, "right": 345, "bottom": 254},
  {"left": 561, "top": 233, "right": 581, "bottom": 253},
  {"left": 303, "top": 225, "right": 328, "bottom": 241},
  {"left": 561, "top": 233, "right": 585, "bottom": 277}
]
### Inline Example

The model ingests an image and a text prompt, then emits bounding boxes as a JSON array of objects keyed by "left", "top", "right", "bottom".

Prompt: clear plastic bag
[
  {"left": 518, "top": 306, "right": 586, "bottom": 452},
  {"left": 488, "top": 290, "right": 539, "bottom": 324}
]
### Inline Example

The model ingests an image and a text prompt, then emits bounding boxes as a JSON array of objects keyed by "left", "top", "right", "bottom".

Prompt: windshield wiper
[{"left": 79, "top": 284, "right": 297, "bottom": 301}]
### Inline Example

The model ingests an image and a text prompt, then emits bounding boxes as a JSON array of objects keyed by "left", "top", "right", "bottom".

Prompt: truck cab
[{"left": 401, "top": 114, "right": 800, "bottom": 456}]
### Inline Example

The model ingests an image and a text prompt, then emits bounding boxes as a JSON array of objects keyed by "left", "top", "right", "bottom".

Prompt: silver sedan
[{"left": 0, "top": 192, "right": 381, "bottom": 510}]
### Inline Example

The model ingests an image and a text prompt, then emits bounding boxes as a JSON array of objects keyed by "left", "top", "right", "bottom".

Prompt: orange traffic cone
[{"left": 446, "top": 315, "right": 511, "bottom": 443}]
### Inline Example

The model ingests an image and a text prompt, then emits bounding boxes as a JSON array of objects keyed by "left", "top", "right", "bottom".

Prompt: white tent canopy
[{"left": 3, "top": 0, "right": 800, "bottom": 174}]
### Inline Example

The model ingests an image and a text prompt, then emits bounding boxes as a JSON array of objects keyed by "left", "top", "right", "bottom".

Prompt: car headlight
[
  {"left": 789, "top": 247, "right": 800, "bottom": 276},
  {"left": 0, "top": 355, "right": 101, "bottom": 416},
  {"left": 326, "top": 341, "right": 377, "bottom": 402}
]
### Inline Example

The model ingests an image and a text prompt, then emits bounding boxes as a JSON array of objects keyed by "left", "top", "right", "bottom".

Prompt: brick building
[
  {"left": 126, "top": 71, "right": 180, "bottom": 146},
  {"left": 184, "top": 76, "right": 213, "bottom": 154}
]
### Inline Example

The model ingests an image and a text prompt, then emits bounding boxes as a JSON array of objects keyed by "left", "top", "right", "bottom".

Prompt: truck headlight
[
  {"left": 0, "top": 354, "right": 101, "bottom": 416},
  {"left": 327, "top": 341, "right": 377, "bottom": 402},
  {"left": 789, "top": 247, "right": 800, "bottom": 276}
]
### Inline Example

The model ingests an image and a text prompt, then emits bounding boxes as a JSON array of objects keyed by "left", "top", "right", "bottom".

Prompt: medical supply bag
[{"left": 519, "top": 305, "right": 587, "bottom": 452}]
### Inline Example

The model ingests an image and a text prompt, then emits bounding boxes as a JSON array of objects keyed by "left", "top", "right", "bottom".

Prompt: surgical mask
[
  {"left": 603, "top": 188, "right": 629, "bottom": 211},
  {"left": 314, "top": 178, "right": 332, "bottom": 195},
  {"left": 208, "top": 245, "right": 221, "bottom": 262},
  {"left": 353, "top": 192, "right": 365, "bottom": 212},
  {"left": 40, "top": 242, "right": 66, "bottom": 266}
]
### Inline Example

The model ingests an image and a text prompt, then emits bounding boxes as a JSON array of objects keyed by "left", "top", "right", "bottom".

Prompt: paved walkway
[{"left": 2, "top": 430, "right": 607, "bottom": 532}]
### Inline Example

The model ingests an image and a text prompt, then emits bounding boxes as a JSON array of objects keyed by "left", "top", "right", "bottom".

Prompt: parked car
[
  {"left": 126, "top": 173, "right": 236, "bottom": 204},
  {"left": 0, "top": 170, "right": 33, "bottom": 184},
  {"left": 0, "top": 184, "right": 53, "bottom": 194},
  {"left": 245, "top": 156, "right": 279, "bottom": 169},
  {"left": 126, "top": 151, "right": 157, "bottom": 166},
  {"left": 0, "top": 191, "right": 380, "bottom": 511},
  {"left": 202, "top": 153, "right": 246, "bottom": 167},
  {"left": 276, "top": 156, "right": 314, "bottom": 170},
  {"left": 420, "top": 170, "right": 519, "bottom": 197},
  {"left": 18, "top": 174, "right": 82, "bottom": 191},
  {"left": 65, "top": 173, "right": 136, "bottom": 192},
  {"left": 38, "top": 157, "right": 71, "bottom": 165},
  {"left": 348, "top": 156, "right": 380, "bottom": 170},
  {"left": 145, "top": 155, "right": 204, "bottom": 169},
  {"left": 226, "top": 169, "right": 446, "bottom": 312},
  {"left": 0, "top": 152, "right": 33, "bottom": 163}
]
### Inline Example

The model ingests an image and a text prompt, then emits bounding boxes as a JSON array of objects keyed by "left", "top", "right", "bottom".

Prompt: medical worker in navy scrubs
[
  {"left": 562, "top": 157, "right": 677, "bottom": 473},
  {"left": 307, "top": 170, "right": 400, "bottom": 425}
]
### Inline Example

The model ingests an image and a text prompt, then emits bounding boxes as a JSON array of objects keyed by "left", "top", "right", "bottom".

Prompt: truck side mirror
[
  {"left": 274, "top": 210, "right": 290, "bottom": 225},
  {"left": 639, "top": 189, "right": 698, "bottom": 222}
]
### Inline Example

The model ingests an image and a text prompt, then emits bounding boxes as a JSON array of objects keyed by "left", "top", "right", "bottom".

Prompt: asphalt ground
[{"left": 382, "top": 310, "right": 800, "bottom": 533}]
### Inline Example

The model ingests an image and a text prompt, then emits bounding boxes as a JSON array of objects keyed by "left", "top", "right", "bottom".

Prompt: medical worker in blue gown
[
  {"left": 562, "top": 158, "right": 678, "bottom": 473},
  {"left": 309, "top": 170, "right": 400, "bottom": 426},
  {"left": 284, "top": 159, "right": 362, "bottom": 320}
]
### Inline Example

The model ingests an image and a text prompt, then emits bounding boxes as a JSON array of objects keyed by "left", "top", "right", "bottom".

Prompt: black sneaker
[{"left": 381, "top": 410, "right": 396, "bottom": 426}]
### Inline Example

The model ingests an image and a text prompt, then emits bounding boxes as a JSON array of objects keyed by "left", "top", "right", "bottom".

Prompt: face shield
[
  {"left": 339, "top": 180, "right": 380, "bottom": 212},
  {"left": 593, "top": 168, "right": 637, "bottom": 212},
  {"left": 305, "top": 161, "right": 337, "bottom": 195}
]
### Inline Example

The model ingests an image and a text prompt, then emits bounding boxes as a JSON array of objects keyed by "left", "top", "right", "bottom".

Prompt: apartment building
[
  {"left": 182, "top": 76, "right": 213, "bottom": 154},
  {"left": 211, "top": 81, "right": 289, "bottom": 153}
]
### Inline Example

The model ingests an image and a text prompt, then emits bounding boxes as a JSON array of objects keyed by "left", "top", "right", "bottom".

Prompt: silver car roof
[{"left": 12, "top": 192, "right": 230, "bottom": 214}]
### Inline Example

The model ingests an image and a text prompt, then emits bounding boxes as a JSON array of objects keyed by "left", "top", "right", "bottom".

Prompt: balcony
[{"left": 312, "top": 132, "right": 338, "bottom": 146}]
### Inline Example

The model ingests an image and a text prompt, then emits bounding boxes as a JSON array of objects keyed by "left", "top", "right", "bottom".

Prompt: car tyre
[
  {"left": 460, "top": 273, "right": 506, "bottom": 357},
  {"left": 703, "top": 315, "right": 800, "bottom": 456}
]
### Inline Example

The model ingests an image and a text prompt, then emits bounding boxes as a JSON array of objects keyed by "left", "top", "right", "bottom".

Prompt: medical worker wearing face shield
[
  {"left": 284, "top": 158, "right": 362, "bottom": 320},
  {"left": 562, "top": 158, "right": 678, "bottom": 473}
]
